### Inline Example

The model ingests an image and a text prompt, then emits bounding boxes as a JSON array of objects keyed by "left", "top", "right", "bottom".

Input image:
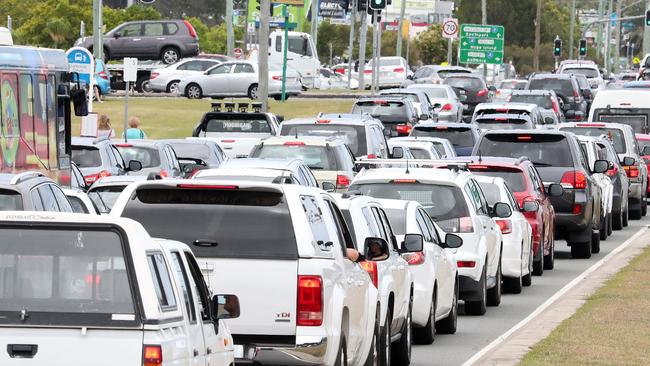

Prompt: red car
[
  {"left": 451, "top": 157, "right": 562, "bottom": 276},
  {"left": 635, "top": 133, "right": 650, "bottom": 197}
]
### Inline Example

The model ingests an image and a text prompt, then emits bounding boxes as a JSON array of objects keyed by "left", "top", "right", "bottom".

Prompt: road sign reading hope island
[{"left": 459, "top": 24, "right": 504, "bottom": 65}]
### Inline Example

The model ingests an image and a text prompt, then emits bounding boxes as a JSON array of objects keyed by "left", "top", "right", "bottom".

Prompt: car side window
[
  {"left": 234, "top": 64, "right": 255, "bottom": 73},
  {"left": 170, "top": 251, "right": 196, "bottom": 322},
  {"left": 464, "top": 184, "right": 478, "bottom": 211},
  {"left": 178, "top": 61, "right": 202, "bottom": 71},
  {"left": 50, "top": 185, "right": 73, "bottom": 212},
  {"left": 184, "top": 251, "right": 210, "bottom": 321},
  {"left": 164, "top": 22, "right": 179, "bottom": 35},
  {"left": 209, "top": 64, "right": 232, "bottom": 75},
  {"left": 324, "top": 199, "right": 356, "bottom": 255},
  {"left": 111, "top": 146, "right": 126, "bottom": 168},
  {"left": 422, "top": 212, "right": 442, "bottom": 245},
  {"left": 201, "top": 61, "right": 219, "bottom": 71},
  {"left": 143, "top": 23, "right": 164, "bottom": 37},
  {"left": 146, "top": 252, "right": 177, "bottom": 311},
  {"left": 377, "top": 208, "right": 399, "bottom": 251},
  {"left": 301, "top": 195, "right": 332, "bottom": 250},
  {"left": 473, "top": 180, "right": 490, "bottom": 215},
  {"left": 30, "top": 188, "right": 44, "bottom": 211},
  {"left": 37, "top": 184, "right": 60, "bottom": 212},
  {"left": 167, "top": 146, "right": 181, "bottom": 172},
  {"left": 361, "top": 207, "right": 382, "bottom": 237},
  {"left": 370, "top": 207, "right": 389, "bottom": 242},
  {"left": 504, "top": 183, "right": 520, "bottom": 209},
  {"left": 117, "top": 23, "right": 141, "bottom": 37},
  {"left": 301, "top": 166, "right": 317, "bottom": 187},
  {"left": 415, "top": 209, "right": 433, "bottom": 242}
]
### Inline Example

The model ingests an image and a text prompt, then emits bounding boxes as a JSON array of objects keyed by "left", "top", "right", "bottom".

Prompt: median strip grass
[{"left": 519, "top": 245, "right": 650, "bottom": 366}]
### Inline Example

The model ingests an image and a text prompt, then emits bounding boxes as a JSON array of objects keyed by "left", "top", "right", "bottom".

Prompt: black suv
[
  {"left": 443, "top": 74, "right": 494, "bottom": 117},
  {"left": 351, "top": 96, "right": 423, "bottom": 137},
  {"left": 76, "top": 20, "right": 200, "bottom": 64},
  {"left": 526, "top": 73, "right": 588, "bottom": 122},
  {"left": 473, "top": 130, "right": 608, "bottom": 259},
  {"left": 0, "top": 172, "right": 73, "bottom": 212}
]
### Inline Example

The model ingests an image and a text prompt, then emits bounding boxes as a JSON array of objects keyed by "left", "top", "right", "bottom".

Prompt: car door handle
[
  {"left": 193, "top": 349, "right": 199, "bottom": 357},
  {"left": 207, "top": 347, "right": 212, "bottom": 354}
]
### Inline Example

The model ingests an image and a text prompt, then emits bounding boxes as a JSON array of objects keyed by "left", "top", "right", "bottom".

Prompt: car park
[
  {"left": 407, "top": 65, "right": 472, "bottom": 85},
  {"left": 0, "top": 212, "right": 237, "bottom": 366},
  {"left": 587, "top": 89, "right": 650, "bottom": 135},
  {"left": 410, "top": 122, "right": 481, "bottom": 156},
  {"left": 87, "top": 176, "right": 148, "bottom": 214},
  {"left": 249, "top": 136, "right": 357, "bottom": 191},
  {"left": 508, "top": 89, "right": 564, "bottom": 124},
  {"left": 149, "top": 58, "right": 223, "bottom": 93},
  {"left": 163, "top": 138, "right": 228, "bottom": 177},
  {"left": 379, "top": 88, "right": 435, "bottom": 118},
  {"left": 349, "top": 164, "right": 505, "bottom": 315},
  {"left": 63, "top": 188, "right": 99, "bottom": 214},
  {"left": 443, "top": 74, "right": 493, "bottom": 117},
  {"left": 115, "top": 140, "right": 183, "bottom": 179},
  {"left": 406, "top": 84, "right": 465, "bottom": 122},
  {"left": 71, "top": 137, "right": 140, "bottom": 185},
  {"left": 112, "top": 180, "right": 381, "bottom": 366},
  {"left": 0, "top": 172, "right": 73, "bottom": 212},
  {"left": 390, "top": 136, "right": 457, "bottom": 159},
  {"left": 527, "top": 73, "right": 587, "bottom": 122},
  {"left": 352, "top": 96, "right": 423, "bottom": 137},
  {"left": 474, "top": 130, "right": 608, "bottom": 258},
  {"left": 195, "top": 158, "right": 319, "bottom": 187}
]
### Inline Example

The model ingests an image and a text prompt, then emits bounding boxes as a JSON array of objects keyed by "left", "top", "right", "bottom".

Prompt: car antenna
[
  {"left": 405, "top": 157, "right": 410, "bottom": 174},
  {"left": 478, "top": 150, "right": 482, "bottom": 164}
]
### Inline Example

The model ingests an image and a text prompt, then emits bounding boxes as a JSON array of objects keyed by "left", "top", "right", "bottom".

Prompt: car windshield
[
  {"left": 280, "top": 124, "right": 367, "bottom": 156},
  {"left": 560, "top": 127, "right": 626, "bottom": 153},
  {"left": 470, "top": 169, "right": 526, "bottom": 192},
  {"left": 71, "top": 147, "right": 102, "bottom": 168},
  {"left": 411, "top": 126, "right": 474, "bottom": 147},
  {"left": 414, "top": 88, "right": 449, "bottom": 99},
  {"left": 444, "top": 77, "right": 484, "bottom": 90},
  {"left": 350, "top": 182, "right": 470, "bottom": 221},
  {"left": 115, "top": 146, "right": 161, "bottom": 168},
  {"left": 169, "top": 143, "right": 211, "bottom": 160},
  {"left": 528, "top": 78, "right": 574, "bottom": 97},
  {"left": 352, "top": 101, "right": 408, "bottom": 117},
  {"left": 251, "top": 145, "right": 336, "bottom": 170},
  {"left": 0, "top": 190, "right": 22, "bottom": 210},
  {"left": 204, "top": 117, "right": 272, "bottom": 134},
  {"left": 477, "top": 134, "right": 573, "bottom": 167},
  {"left": 562, "top": 68, "right": 599, "bottom": 78},
  {"left": 509, "top": 94, "right": 553, "bottom": 109},
  {"left": 0, "top": 227, "right": 135, "bottom": 326},
  {"left": 88, "top": 185, "right": 127, "bottom": 214},
  {"left": 121, "top": 188, "right": 298, "bottom": 260}
]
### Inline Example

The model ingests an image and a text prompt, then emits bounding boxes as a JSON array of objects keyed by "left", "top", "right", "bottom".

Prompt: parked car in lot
[
  {"left": 406, "top": 84, "right": 464, "bottom": 122},
  {"left": 410, "top": 122, "right": 481, "bottom": 156},
  {"left": 149, "top": 58, "right": 223, "bottom": 93},
  {"left": 507, "top": 89, "right": 564, "bottom": 124},
  {"left": 71, "top": 137, "right": 138, "bottom": 185},
  {"left": 0, "top": 212, "right": 237, "bottom": 366},
  {"left": 352, "top": 96, "right": 423, "bottom": 137},
  {"left": 474, "top": 130, "right": 608, "bottom": 258},
  {"left": 76, "top": 20, "right": 200, "bottom": 64},
  {"left": 443, "top": 74, "right": 493, "bottom": 117},
  {"left": 319, "top": 68, "right": 359, "bottom": 89},
  {"left": 194, "top": 158, "right": 319, "bottom": 187},
  {"left": 407, "top": 65, "right": 472, "bottom": 85},
  {"left": 587, "top": 89, "right": 650, "bottom": 135},
  {"left": 112, "top": 180, "right": 381, "bottom": 366},
  {"left": 0, "top": 172, "right": 72, "bottom": 212},
  {"left": 380, "top": 198, "right": 462, "bottom": 340},
  {"left": 249, "top": 136, "right": 357, "bottom": 191},
  {"left": 349, "top": 165, "right": 506, "bottom": 315},
  {"left": 163, "top": 138, "right": 228, "bottom": 177},
  {"left": 526, "top": 73, "right": 588, "bottom": 122},
  {"left": 379, "top": 88, "right": 435, "bottom": 118},
  {"left": 115, "top": 140, "right": 183, "bottom": 179}
]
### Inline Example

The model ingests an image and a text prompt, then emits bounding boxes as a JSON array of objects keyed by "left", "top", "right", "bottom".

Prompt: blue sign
[
  {"left": 66, "top": 47, "right": 94, "bottom": 86},
  {"left": 610, "top": 12, "right": 617, "bottom": 27}
]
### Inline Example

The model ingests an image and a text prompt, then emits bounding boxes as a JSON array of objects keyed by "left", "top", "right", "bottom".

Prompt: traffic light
[
  {"left": 579, "top": 39, "right": 587, "bottom": 57},
  {"left": 358, "top": 0, "right": 367, "bottom": 12},
  {"left": 554, "top": 39, "right": 562, "bottom": 57},
  {"left": 369, "top": 0, "right": 386, "bottom": 11},
  {"left": 255, "top": 0, "right": 274, "bottom": 16},
  {"left": 646, "top": 10, "right": 650, "bottom": 26}
]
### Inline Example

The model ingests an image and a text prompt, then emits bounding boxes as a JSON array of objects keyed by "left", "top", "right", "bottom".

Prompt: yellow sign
[{"left": 633, "top": 57, "right": 641, "bottom": 65}]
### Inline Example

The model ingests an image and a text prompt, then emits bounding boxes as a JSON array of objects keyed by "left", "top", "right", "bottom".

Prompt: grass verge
[
  {"left": 73, "top": 97, "right": 353, "bottom": 139},
  {"left": 519, "top": 245, "right": 650, "bottom": 365}
]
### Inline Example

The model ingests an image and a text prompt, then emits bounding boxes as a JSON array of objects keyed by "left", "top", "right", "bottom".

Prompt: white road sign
[
  {"left": 442, "top": 18, "right": 459, "bottom": 39},
  {"left": 123, "top": 57, "right": 138, "bottom": 83}
]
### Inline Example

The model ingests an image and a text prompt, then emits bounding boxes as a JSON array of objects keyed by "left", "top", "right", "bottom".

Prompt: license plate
[{"left": 233, "top": 345, "right": 244, "bottom": 358}]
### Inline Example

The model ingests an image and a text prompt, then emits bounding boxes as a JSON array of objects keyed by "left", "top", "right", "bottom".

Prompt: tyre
[
  {"left": 413, "top": 289, "right": 435, "bottom": 344},
  {"left": 436, "top": 281, "right": 458, "bottom": 334},
  {"left": 379, "top": 309, "right": 391, "bottom": 366},
  {"left": 532, "top": 241, "right": 544, "bottom": 276},
  {"left": 543, "top": 235, "right": 555, "bottom": 270},
  {"left": 643, "top": 197, "right": 648, "bottom": 216},
  {"left": 364, "top": 309, "right": 380, "bottom": 366},
  {"left": 334, "top": 334, "right": 348, "bottom": 366},
  {"left": 591, "top": 230, "right": 601, "bottom": 254},
  {"left": 137, "top": 78, "right": 152, "bottom": 93},
  {"left": 185, "top": 83, "right": 202, "bottom": 99},
  {"left": 630, "top": 205, "right": 642, "bottom": 220},
  {"left": 599, "top": 213, "right": 608, "bottom": 240},
  {"left": 522, "top": 244, "right": 533, "bottom": 287},
  {"left": 248, "top": 84, "right": 259, "bottom": 99},
  {"left": 503, "top": 275, "right": 522, "bottom": 294},
  {"left": 607, "top": 213, "right": 613, "bottom": 236},
  {"left": 391, "top": 300, "right": 412, "bottom": 366},
  {"left": 613, "top": 207, "right": 623, "bottom": 230},
  {"left": 161, "top": 47, "right": 180, "bottom": 64},
  {"left": 464, "top": 266, "right": 487, "bottom": 316},
  {"left": 487, "top": 261, "right": 502, "bottom": 306},
  {"left": 623, "top": 206, "right": 629, "bottom": 227},
  {"left": 167, "top": 80, "right": 180, "bottom": 94},
  {"left": 570, "top": 238, "right": 592, "bottom": 259}
]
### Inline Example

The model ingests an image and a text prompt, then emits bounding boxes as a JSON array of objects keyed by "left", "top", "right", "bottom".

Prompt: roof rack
[
  {"left": 354, "top": 158, "right": 470, "bottom": 172},
  {"left": 10, "top": 171, "right": 46, "bottom": 185}
]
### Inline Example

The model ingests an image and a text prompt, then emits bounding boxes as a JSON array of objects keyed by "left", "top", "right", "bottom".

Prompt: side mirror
[
  {"left": 622, "top": 156, "right": 635, "bottom": 166},
  {"left": 407, "top": 75, "right": 413, "bottom": 80},
  {"left": 70, "top": 87, "right": 88, "bottom": 116},
  {"left": 642, "top": 146, "right": 650, "bottom": 156},
  {"left": 493, "top": 202, "right": 512, "bottom": 218},
  {"left": 419, "top": 114, "right": 429, "bottom": 121},
  {"left": 212, "top": 294, "right": 240, "bottom": 320},
  {"left": 544, "top": 117, "right": 555, "bottom": 125},
  {"left": 392, "top": 146, "right": 404, "bottom": 159},
  {"left": 591, "top": 84, "right": 599, "bottom": 90},
  {"left": 322, "top": 181, "right": 336, "bottom": 192},
  {"left": 128, "top": 160, "right": 142, "bottom": 172},
  {"left": 522, "top": 201, "right": 540, "bottom": 212},
  {"left": 443, "top": 233, "right": 463, "bottom": 249},
  {"left": 401, "top": 234, "right": 424, "bottom": 253},
  {"left": 113, "top": 33, "right": 121, "bottom": 39},
  {"left": 364, "top": 237, "right": 390, "bottom": 262},
  {"left": 593, "top": 159, "right": 609, "bottom": 174},
  {"left": 548, "top": 183, "right": 564, "bottom": 197}
]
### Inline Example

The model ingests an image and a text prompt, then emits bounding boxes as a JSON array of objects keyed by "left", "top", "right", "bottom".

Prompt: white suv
[
  {"left": 349, "top": 163, "right": 506, "bottom": 315},
  {"left": 111, "top": 180, "right": 380, "bottom": 365},
  {"left": 379, "top": 198, "right": 462, "bottom": 341},
  {"left": 335, "top": 194, "right": 417, "bottom": 364},
  {"left": 0, "top": 212, "right": 237, "bottom": 366}
]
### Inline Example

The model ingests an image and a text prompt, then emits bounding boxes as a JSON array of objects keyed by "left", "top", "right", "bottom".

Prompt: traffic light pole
[
  {"left": 569, "top": 0, "right": 576, "bottom": 59},
  {"left": 92, "top": 0, "right": 103, "bottom": 61},
  {"left": 226, "top": 0, "right": 234, "bottom": 57},
  {"left": 614, "top": 0, "right": 622, "bottom": 73},
  {"left": 359, "top": 10, "right": 368, "bottom": 90},
  {"left": 396, "top": 0, "right": 406, "bottom": 57},
  {"left": 259, "top": 0, "right": 271, "bottom": 112},
  {"left": 372, "top": 12, "right": 379, "bottom": 92}
]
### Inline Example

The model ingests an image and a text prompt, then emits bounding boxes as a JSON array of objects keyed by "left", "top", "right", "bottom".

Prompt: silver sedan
[{"left": 407, "top": 84, "right": 464, "bottom": 122}]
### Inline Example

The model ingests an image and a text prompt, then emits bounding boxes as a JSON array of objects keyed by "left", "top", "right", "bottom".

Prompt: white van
[
  {"left": 588, "top": 89, "right": 650, "bottom": 134},
  {"left": 0, "top": 27, "right": 13, "bottom": 46},
  {"left": 0, "top": 212, "right": 238, "bottom": 366},
  {"left": 269, "top": 30, "right": 320, "bottom": 89}
]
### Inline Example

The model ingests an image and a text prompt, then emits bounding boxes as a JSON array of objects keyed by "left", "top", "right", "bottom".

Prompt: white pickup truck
[
  {"left": 0, "top": 212, "right": 238, "bottom": 366},
  {"left": 111, "top": 180, "right": 381, "bottom": 365}
]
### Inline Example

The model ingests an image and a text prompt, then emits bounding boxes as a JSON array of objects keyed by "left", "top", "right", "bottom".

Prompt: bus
[{"left": 0, "top": 45, "right": 86, "bottom": 182}]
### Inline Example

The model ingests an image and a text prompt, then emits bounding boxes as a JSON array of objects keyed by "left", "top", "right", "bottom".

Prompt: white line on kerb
[{"left": 461, "top": 226, "right": 648, "bottom": 366}]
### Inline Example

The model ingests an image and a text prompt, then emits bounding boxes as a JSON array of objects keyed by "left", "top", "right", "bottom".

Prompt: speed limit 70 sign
[{"left": 442, "top": 18, "right": 459, "bottom": 39}]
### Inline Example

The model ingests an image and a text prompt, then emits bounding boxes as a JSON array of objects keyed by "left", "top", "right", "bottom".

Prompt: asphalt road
[{"left": 411, "top": 214, "right": 650, "bottom": 366}]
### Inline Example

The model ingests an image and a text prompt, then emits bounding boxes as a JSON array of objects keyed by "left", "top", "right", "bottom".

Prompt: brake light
[
  {"left": 496, "top": 219, "right": 512, "bottom": 234},
  {"left": 98, "top": 71, "right": 109, "bottom": 80},
  {"left": 221, "top": 139, "right": 236, "bottom": 143},
  {"left": 143, "top": 345, "right": 162, "bottom": 366},
  {"left": 159, "top": 170, "right": 169, "bottom": 178},
  {"left": 440, "top": 103, "right": 453, "bottom": 111},
  {"left": 496, "top": 108, "right": 509, "bottom": 112},
  {"left": 336, "top": 175, "right": 351, "bottom": 189},
  {"left": 575, "top": 114, "right": 583, "bottom": 121},
  {"left": 573, "top": 90, "right": 580, "bottom": 98},
  {"left": 468, "top": 164, "right": 489, "bottom": 169},
  {"left": 392, "top": 179, "right": 418, "bottom": 183},
  {"left": 396, "top": 124, "right": 412, "bottom": 135},
  {"left": 297, "top": 275, "right": 323, "bottom": 326},
  {"left": 84, "top": 273, "right": 101, "bottom": 285},
  {"left": 577, "top": 123, "right": 605, "bottom": 127},
  {"left": 284, "top": 141, "right": 306, "bottom": 146},
  {"left": 316, "top": 119, "right": 331, "bottom": 124},
  {"left": 393, "top": 67, "right": 405, "bottom": 73},
  {"left": 84, "top": 170, "right": 111, "bottom": 184},
  {"left": 403, "top": 251, "right": 425, "bottom": 265},
  {"left": 150, "top": 72, "right": 159, "bottom": 80},
  {"left": 364, "top": 70, "right": 373, "bottom": 74},
  {"left": 606, "top": 165, "right": 618, "bottom": 177},
  {"left": 367, "top": 154, "right": 377, "bottom": 159},
  {"left": 495, "top": 117, "right": 508, "bottom": 121},
  {"left": 435, "top": 126, "right": 449, "bottom": 130},
  {"left": 476, "top": 89, "right": 488, "bottom": 97},
  {"left": 552, "top": 99, "right": 559, "bottom": 113},
  {"left": 573, "top": 204, "right": 582, "bottom": 214},
  {"left": 115, "top": 144, "right": 132, "bottom": 147},
  {"left": 624, "top": 164, "right": 639, "bottom": 178},
  {"left": 177, "top": 184, "right": 239, "bottom": 189},
  {"left": 183, "top": 20, "right": 198, "bottom": 39},
  {"left": 457, "top": 261, "right": 476, "bottom": 268},
  {"left": 561, "top": 170, "right": 587, "bottom": 189},
  {"left": 359, "top": 261, "right": 378, "bottom": 287},
  {"left": 517, "top": 136, "right": 532, "bottom": 141},
  {"left": 272, "top": 75, "right": 282, "bottom": 81}
]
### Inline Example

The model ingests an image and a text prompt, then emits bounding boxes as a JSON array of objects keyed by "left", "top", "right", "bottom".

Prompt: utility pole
[
  {"left": 396, "top": 0, "right": 406, "bottom": 57},
  {"left": 311, "top": 0, "right": 319, "bottom": 50},
  {"left": 614, "top": 0, "right": 622, "bottom": 72},
  {"left": 605, "top": 0, "right": 613, "bottom": 72},
  {"left": 92, "top": 0, "right": 103, "bottom": 60},
  {"left": 645, "top": 0, "right": 650, "bottom": 55},
  {"left": 359, "top": 11, "right": 368, "bottom": 90},
  {"left": 533, "top": 0, "right": 542, "bottom": 71},
  {"left": 481, "top": 0, "right": 487, "bottom": 79},
  {"left": 569, "top": 0, "right": 576, "bottom": 59},
  {"left": 226, "top": 0, "right": 234, "bottom": 56},
  {"left": 597, "top": 0, "right": 605, "bottom": 59},
  {"left": 259, "top": 0, "right": 271, "bottom": 112},
  {"left": 347, "top": 0, "right": 357, "bottom": 89},
  {"left": 372, "top": 13, "right": 378, "bottom": 92}
]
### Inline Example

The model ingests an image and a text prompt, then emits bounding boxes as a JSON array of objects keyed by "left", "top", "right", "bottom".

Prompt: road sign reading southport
[{"left": 459, "top": 24, "right": 504, "bottom": 65}]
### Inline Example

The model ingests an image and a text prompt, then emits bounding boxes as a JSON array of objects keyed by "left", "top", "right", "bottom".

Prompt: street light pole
[
  {"left": 359, "top": 10, "right": 368, "bottom": 90},
  {"left": 92, "top": 0, "right": 103, "bottom": 60},
  {"left": 481, "top": 0, "right": 487, "bottom": 79},
  {"left": 311, "top": 0, "right": 319, "bottom": 49},
  {"left": 259, "top": 0, "right": 271, "bottom": 112},
  {"left": 396, "top": 0, "right": 406, "bottom": 57},
  {"left": 597, "top": 0, "right": 605, "bottom": 58},
  {"left": 533, "top": 0, "right": 542, "bottom": 71},
  {"left": 569, "top": 0, "right": 576, "bottom": 59},
  {"left": 605, "top": 0, "right": 613, "bottom": 72},
  {"left": 614, "top": 0, "right": 622, "bottom": 72},
  {"left": 226, "top": 0, "right": 234, "bottom": 56}
]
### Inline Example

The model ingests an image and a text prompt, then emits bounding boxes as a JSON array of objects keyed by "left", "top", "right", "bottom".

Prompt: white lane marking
[{"left": 462, "top": 226, "right": 649, "bottom": 366}]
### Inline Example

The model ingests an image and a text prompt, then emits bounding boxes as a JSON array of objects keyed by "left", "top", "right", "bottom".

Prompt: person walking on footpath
[
  {"left": 123, "top": 117, "right": 147, "bottom": 140},
  {"left": 97, "top": 114, "right": 115, "bottom": 139}
]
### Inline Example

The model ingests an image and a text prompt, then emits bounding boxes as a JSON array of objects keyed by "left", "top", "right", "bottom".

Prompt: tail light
[
  {"left": 476, "top": 89, "right": 488, "bottom": 97},
  {"left": 624, "top": 164, "right": 640, "bottom": 178},
  {"left": 364, "top": 70, "right": 373, "bottom": 74},
  {"left": 143, "top": 345, "right": 162, "bottom": 366},
  {"left": 183, "top": 20, "right": 198, "bottom": 39},
  {"left": 495, "top": 219, "right": 512, "bottom": 234},
  {"left": 575, "top": 114, "right": 583, "bottom": 121},
  {"left": 573, "top": 204, "right": 582, "bottom": 214},
  {"left": 367, "top": 154, "right": 377, "bottom": 159},
  {"left": 359, "top": 261, "right": 379, "bottom": 287},
  {"left": 606, "top": 165, "right": 618, "bottom": 177},
  {"left": 552, "top": 99, "right": 559, "bottom": 113},
  {"left": 440, "top": 103, "right": 453, "bottom": 111},
  {"left": 159, "top": 170, "right": 169, "bottom": 178},
  {"left": 98, "top": 71, "right": 109, "bottom": 80},
  {"left": 272, "top": 75, "right": 282, "bottom": 81},
  {"left": 297, "top": 275, "right": 323, "bottom": 326},
  {"left": 84, "top": 170, "right": 111, "bottom": 184},
  {"left": 84, "top": 273, "right": 101, "bottom": 285},
  {"left": 336, "top": 175, "right": 351, "bottom": 189},
  {"left": 573, "top": 90, "right": 580, "bottom": 98},
  {"left": 438, "top": 216, "right": 474, "bottom": 233},
  {"left": 221, "top": 139, "right": 236, "bottom": 143},
  {"left": 284, "top": 141, "right": 306, "bottom": 146},
  {"left": 457, "top": 261, "right": 476, "bottom": 268},
  {"left": 396, "top": 124, "right": 412, "bottom": 135},
  {"left": 393, "top": 67, "right": 405, "bottom": 73},
  {"left": 403, "top": 251, "right": 425, "bottom": 265},
  {"left": 150, "top": 72, "right": 159, "bottom": 80},
  {"left": 560, "top": 170, "right": 587, "bottom": 189}
]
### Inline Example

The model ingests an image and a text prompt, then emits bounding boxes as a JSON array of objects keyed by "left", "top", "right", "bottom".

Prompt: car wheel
[
  {"left": 570, "top": 237, "right": 592, "bottom": 259},
  {"left": 334, "top": 333, "right": 348, "bottom": 366},
  {"left": 630, "top": 203, "right": 642, "bottom": 220},
  {"left": 379, "top": 308, "right": 392, "bottom": 366},
  {"left": 464, "top": 265, "right": 487, "bottom": 316},
  {"left": 161, "top": 47, "right": 180, "bottom": 65},
  {"left": 436, "top": 280, "right": 458, "bottom": 334},
  {"left": 623, "top": 205, "right": 629, "bottom": 227},
  {"left": 612, "top": 205, "right": 623, "bottom": 230},
  {"left": 522, "top": 244, "right": 533, "bottom": 287},
  {"left": 532, "top": 238, "right": 544, "bottom": 276},
  {"left": 138, "top": 78, "right": 152, "bottom": 93},
  {"left": 167, "top": 80, "right": 180, "bottom": 94},
  {"left": 642, "top": 198, "right": 648, "bottom": 216},
  {"left": 607, "top": 213, "right": 613, "bottom": 236},
  {"left": 487, "top": 259, "right": 502, "bottom": 306},
  {"left": 543, "top": 234, "right": 555, "bottom": 270},
  {"left": 248, "top": 84, "right": 259, "bottom": 99},
  {"left": 391, "top": 299, "right": 412, "bottom": 365},
  {"left": 591, "top": 230, "right": 601, "bottom": 254},
  {"left": 186, "top": 83, "right": 202, "bottom": 99},
  {"left": 413, "top": 288, "right": 435, "bottom": 344},
  {"left": 364, "top": 307, "right": 380, "bottom": 366}
]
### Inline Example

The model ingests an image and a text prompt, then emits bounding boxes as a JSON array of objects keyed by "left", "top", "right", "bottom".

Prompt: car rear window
[
  {"left": 528, "top": 78, "right": 575, "bottom": 97},
  {"left": 437, "top": 70, "right": 471, "bottom": 79},
  {"left": 72, "top": 146, "right": 102, "bottom": 168},
  {"left": 0, "top": 190, "right": 23, "bottom": 210},
  {"left": 476, "top": 182, "right": 501, "bottom": 205},
  {"left": 409, "top": 148, "right": 430, "bottom": 159},
  {"left": 509, "top": 94, "right": 553, "bottom": 109},
  {"left": 560, "top": 127, "right": 626, "bottom": 153},
  {"left": 0, "top": 226, "right": 136, "bottom": 326},
  {"left": 562, "top": 68, "right": 598, "bottom": 78},
  {"left": 475, "top": 116, "right": 530, "bottom": 130},
  {"left": 115, "top": 146, "right": 161, "bottom": 168},
  {"left": 499, "top": 81, "right": 527, "bottom": 89},
  {"left": 469, "top": 168, "right": 527, "bottom": 192},
  {"left": 477, "top": 134, "right": 574, "bottom": 167},
  {"left": 444, "top": 77, "right": 484, "bottom": 90},
  {"left": 88, "top": 185, "right": 127, "bottom": 214},
  {"left": 381, "top": 93, "right": 420, "bottom": 103},
  {"left": 411, "top": 126, "right": 474, "bottom": 148},
  {"left": 121, "top": 188, "right": 298, "bottom": 260},
  {"left": 205, "top": 117, "right": 272, "bottom": 133},
  {"left": 593, "top": 112, "right": 649, "bottom": 134},
  {"left": 251, "top": 144, "right": 336, "bottom": 170},
  {"left": 416, "top": 88, "right": 449, "bottom": 99},
  {"left": 170, "top": 142, "right": 211, "bottom": 160},
  {"left": 352, "top": 100, "right": 408, "bottom": 117},
  {"left": 349, "top": 182, "right": 470, "bottom": 221},
  {"left": 280, "top": 124, "right": 368, "bottom": 156}
]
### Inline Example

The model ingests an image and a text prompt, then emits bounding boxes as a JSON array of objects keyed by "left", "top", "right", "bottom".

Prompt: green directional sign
[{"left": 459, "top": 24, "right": 505, "bottom": 65}]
